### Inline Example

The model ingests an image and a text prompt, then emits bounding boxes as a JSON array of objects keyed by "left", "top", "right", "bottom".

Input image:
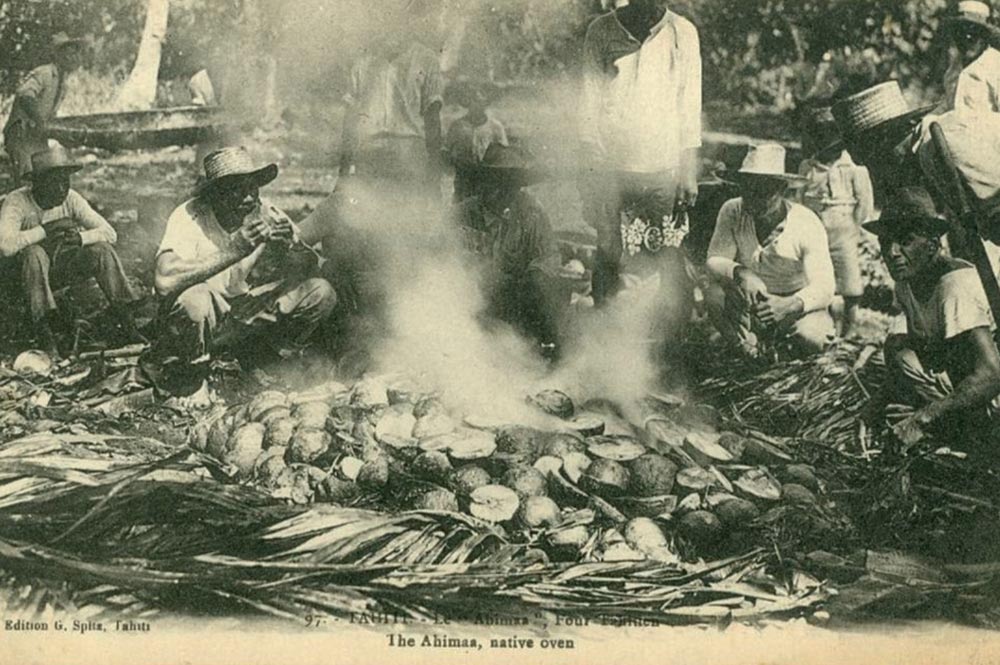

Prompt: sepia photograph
[{"left": 1, "top": 0, "right": 1000, "bottom": 663}]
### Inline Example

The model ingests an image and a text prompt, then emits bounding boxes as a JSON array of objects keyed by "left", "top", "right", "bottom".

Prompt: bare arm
[
  {"left": 154, "top": 221, "right": 267, "bottom": 298},
  {"left": 924, "top": 327, "right": 1000, "bottom": 421}
]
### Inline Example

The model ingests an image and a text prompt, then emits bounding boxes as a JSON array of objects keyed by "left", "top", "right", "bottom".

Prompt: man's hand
[
  {"left": 753, "top": 294, "right": 804, "bottom": 326},
  {"left": 235, "top": 216, "right": 271, "bottom": 251},
  {"left": 61, "top": 229, "right": 83, "bottom": 247},
  {"left": 892, "top": 408, "right": 934, "bottom": 447},
  {"left": 676, "top": 173, "right": 699, "bottom": 210},
  {"left": 735, "top": 267, "right": 768, "bottom": 304},
  {"left": 43, "top": 218, "right": 77, "bottom": 237},
  {"left": 267, "top": 214, "right": 296, "bottom": 245}
]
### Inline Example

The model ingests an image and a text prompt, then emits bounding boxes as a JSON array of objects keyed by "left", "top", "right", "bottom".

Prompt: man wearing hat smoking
[
  {"left": 704, "top": 144, "right": 837, "bottom": 357},
  {"left": 862, "top": 187, "right": 1000, "bottom": 446},
  {"left": 3, "top": 32, "right": 86, "bottom": 186},
  {"left": 936, "top": 1, "right": 1000, "bottom": 115},
  {"left": 151, "top": 147, "right": 336, "bottom": 394},
  {"left": 797, "top": 104, "right": 875, "bottom": 337},
  {"left": 0, "top": 146, "right": 138, "bottom": 355}
]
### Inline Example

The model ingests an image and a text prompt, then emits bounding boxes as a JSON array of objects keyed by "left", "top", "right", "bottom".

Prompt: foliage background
[{"left": 0, "top": 0, "right": 958, "bottom": 118}]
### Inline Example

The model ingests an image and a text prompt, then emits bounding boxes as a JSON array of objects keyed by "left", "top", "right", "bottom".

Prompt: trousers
[
  {"left": 703, "top": 278, "right": 835, "bottom": 356},
  {"left": 19, "top": 241, "right": 135, "bottom": 323},
  {"left": 3, "top": 121, "right": 47, "bottom": 186},
  {"left": 157, "top": 277, "right": 337, "bottom": 362}
]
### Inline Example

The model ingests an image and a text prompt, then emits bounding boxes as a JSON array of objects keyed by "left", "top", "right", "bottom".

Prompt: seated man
[
  {"left": 705, "top": 144, "right": 836, "bottom": 357},
  {"left": 864, "top": 187, "right": 1000, "bottom": 447},
  {"left": 0, "top": 146, "right": 139, "bottom": 355},
  {"left": 149, "top": 147, "right": 336, "bottom": 394},
  {"left": 454, "top": 145, "right": 569, "bottom": 348}
]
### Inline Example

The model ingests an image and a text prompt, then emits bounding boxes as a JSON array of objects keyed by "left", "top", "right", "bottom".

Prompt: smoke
[{"left": 263, "top": 0, "right": 684, "bottom": 424}]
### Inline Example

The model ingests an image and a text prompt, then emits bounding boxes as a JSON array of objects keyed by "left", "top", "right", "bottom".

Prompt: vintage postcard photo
[{"left": 2, "top": 0, "right": 1000, "bottom": 663}]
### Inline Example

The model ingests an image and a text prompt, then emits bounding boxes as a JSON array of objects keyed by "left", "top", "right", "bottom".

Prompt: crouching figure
[
  {"left": 147, "top": 147, "right": 336, "bottom": 395},
  {"left": 865, "top": 187, "right": 1000, "bottom": 450}
]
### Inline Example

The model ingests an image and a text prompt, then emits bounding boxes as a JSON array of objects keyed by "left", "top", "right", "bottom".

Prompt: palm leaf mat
[
  {"left": 0, "top": 432, "right": 827, "bottom": 626},
  {"left": 1, "top": 342, "right": 999, "bottom": 627}
]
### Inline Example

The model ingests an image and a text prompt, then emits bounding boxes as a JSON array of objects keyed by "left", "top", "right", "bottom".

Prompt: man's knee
[
  {"left": 794, "top": 310, "right": 836, "bottom": 352},
  {"left": 82, "top": 241, "right": 119, "bottom": 266},
  {"left": 299, "top": 277, "right": 338, "bottom": 318},
  {"left": 19, "top": 244, "right": 50, "bottom": 278},
  {"left": 174, "top": 284, "right": 215, "bottom": 325}
]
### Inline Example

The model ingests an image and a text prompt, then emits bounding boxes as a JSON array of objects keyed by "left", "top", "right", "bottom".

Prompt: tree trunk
[{"left": 114, "top": 0, "right": 170, "bottom": 111}]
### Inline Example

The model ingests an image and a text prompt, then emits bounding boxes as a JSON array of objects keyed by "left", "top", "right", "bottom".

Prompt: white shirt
[
  {"left": 0, "top": 187, "right": 118, "bottom": 258},
  {"left": 157, "top": 198, "right": 273, "bottom": 298},
  {"left": 897, "top": 266, "right": 995, "bottom": 342},
  {"left": 707, "top": 198, "right": 836, "bottom": 314},
  {"left": 581, "top": 9, "right": 702, "bottom": 173},
  {"left": 945, "top": 47, "right": 1000, "bottom": 115}
]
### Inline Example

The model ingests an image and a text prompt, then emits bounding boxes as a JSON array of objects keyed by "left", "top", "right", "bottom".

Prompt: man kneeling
[
  {"left": 865, "top": 187, "right": 1000, "bottom": 447},
  {"left": 150, "top": 147, "right": 336, "bottom": 394},
  {"left": 704, "top": 144, "right": 836, "bottom": 358}
]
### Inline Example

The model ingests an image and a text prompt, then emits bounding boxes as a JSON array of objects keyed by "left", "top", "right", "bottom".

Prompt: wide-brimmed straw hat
[
  {"left": 942, "top": 1, "right": 1000, "bottom": 40},
  {"left": 832, "top": 81, "right": 934, "bottom": 140},
  {"left": 26, "top": 146, "right": 82, "bottom": 179},
  {"left": 862, "top": 187, "right": 951, "bottom": 239},
  {"left": 196, "top": 147, "right": 278, "bottom": 196},
  {"left": 735, "top": 144, "right": 808, "bottom": 186},
  {"left": 467, "top": 144, "right": 548, "bottom": 188}
]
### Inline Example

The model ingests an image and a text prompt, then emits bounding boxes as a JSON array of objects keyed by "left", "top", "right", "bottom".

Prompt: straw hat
[
  {"left": 862, "top": 187, "right": 951, "bottom": 239},
  {"left": 196, "top": 147, "right": 278, "bottom": 196},
  {"left": 942, "top": 1, "right": 1000, "bottom": 40},
  {"left": 831, "top": 81, "right": 934, "bottom": 139},
  {"left": 26, "top": 146, "right": 82, "bottom": 179},
  {"left": 735, "top": 144, "right": 808, "bottom": 185}
]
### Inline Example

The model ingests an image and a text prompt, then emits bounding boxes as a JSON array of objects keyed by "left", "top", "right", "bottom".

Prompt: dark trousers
[
  {"left": 3, "top": 121, "right": 47, "bottom": 187},
  {"left": 19, "top": 241, "right": 135, "bottom": 323},
  {"left": 579, "top": 170, "right": 678, "bottom": 305}
]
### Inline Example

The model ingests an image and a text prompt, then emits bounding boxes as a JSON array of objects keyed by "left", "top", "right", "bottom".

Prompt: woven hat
[
  {"left": 26, "top": 146, "right": 82, "bottom": 179},
  {"left": 942, "top": 1, "right": 1000, "bottom": 39},
  {"left": 831, "top": 81, "right": 934, "bottom": 139},
  {"left": 196, "top": 147, "right": 277, "bottom": 196},
  {"left": 862, "top": 187, "right": 951, "bottom": 239},
  {"left": 735, "top": 144, "right": 808, "bottom": 185}
]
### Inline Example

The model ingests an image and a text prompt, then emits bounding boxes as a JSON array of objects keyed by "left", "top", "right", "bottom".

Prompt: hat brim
[
  {"left": 842, "top": 104, "right": 936, "bottom": 140},
  {"left": 195, "top": 163, "right": 278, "bottom": 196},
  {"left": 862, "top": 215, "right": 951, "bottom": 239},
  {"left": 734, "top": 171, "right": 810, "bottom": 187},
  {"left": 25, "top": 164, "right": 83, "bottom": 179},
  {"left": 942, "top": 15, "right": 1000, "bottom": 39}
]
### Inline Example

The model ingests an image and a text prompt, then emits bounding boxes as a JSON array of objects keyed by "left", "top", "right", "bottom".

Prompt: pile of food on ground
[{"left": 192, "top": 375, "right": 852, "bottom": 567}]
